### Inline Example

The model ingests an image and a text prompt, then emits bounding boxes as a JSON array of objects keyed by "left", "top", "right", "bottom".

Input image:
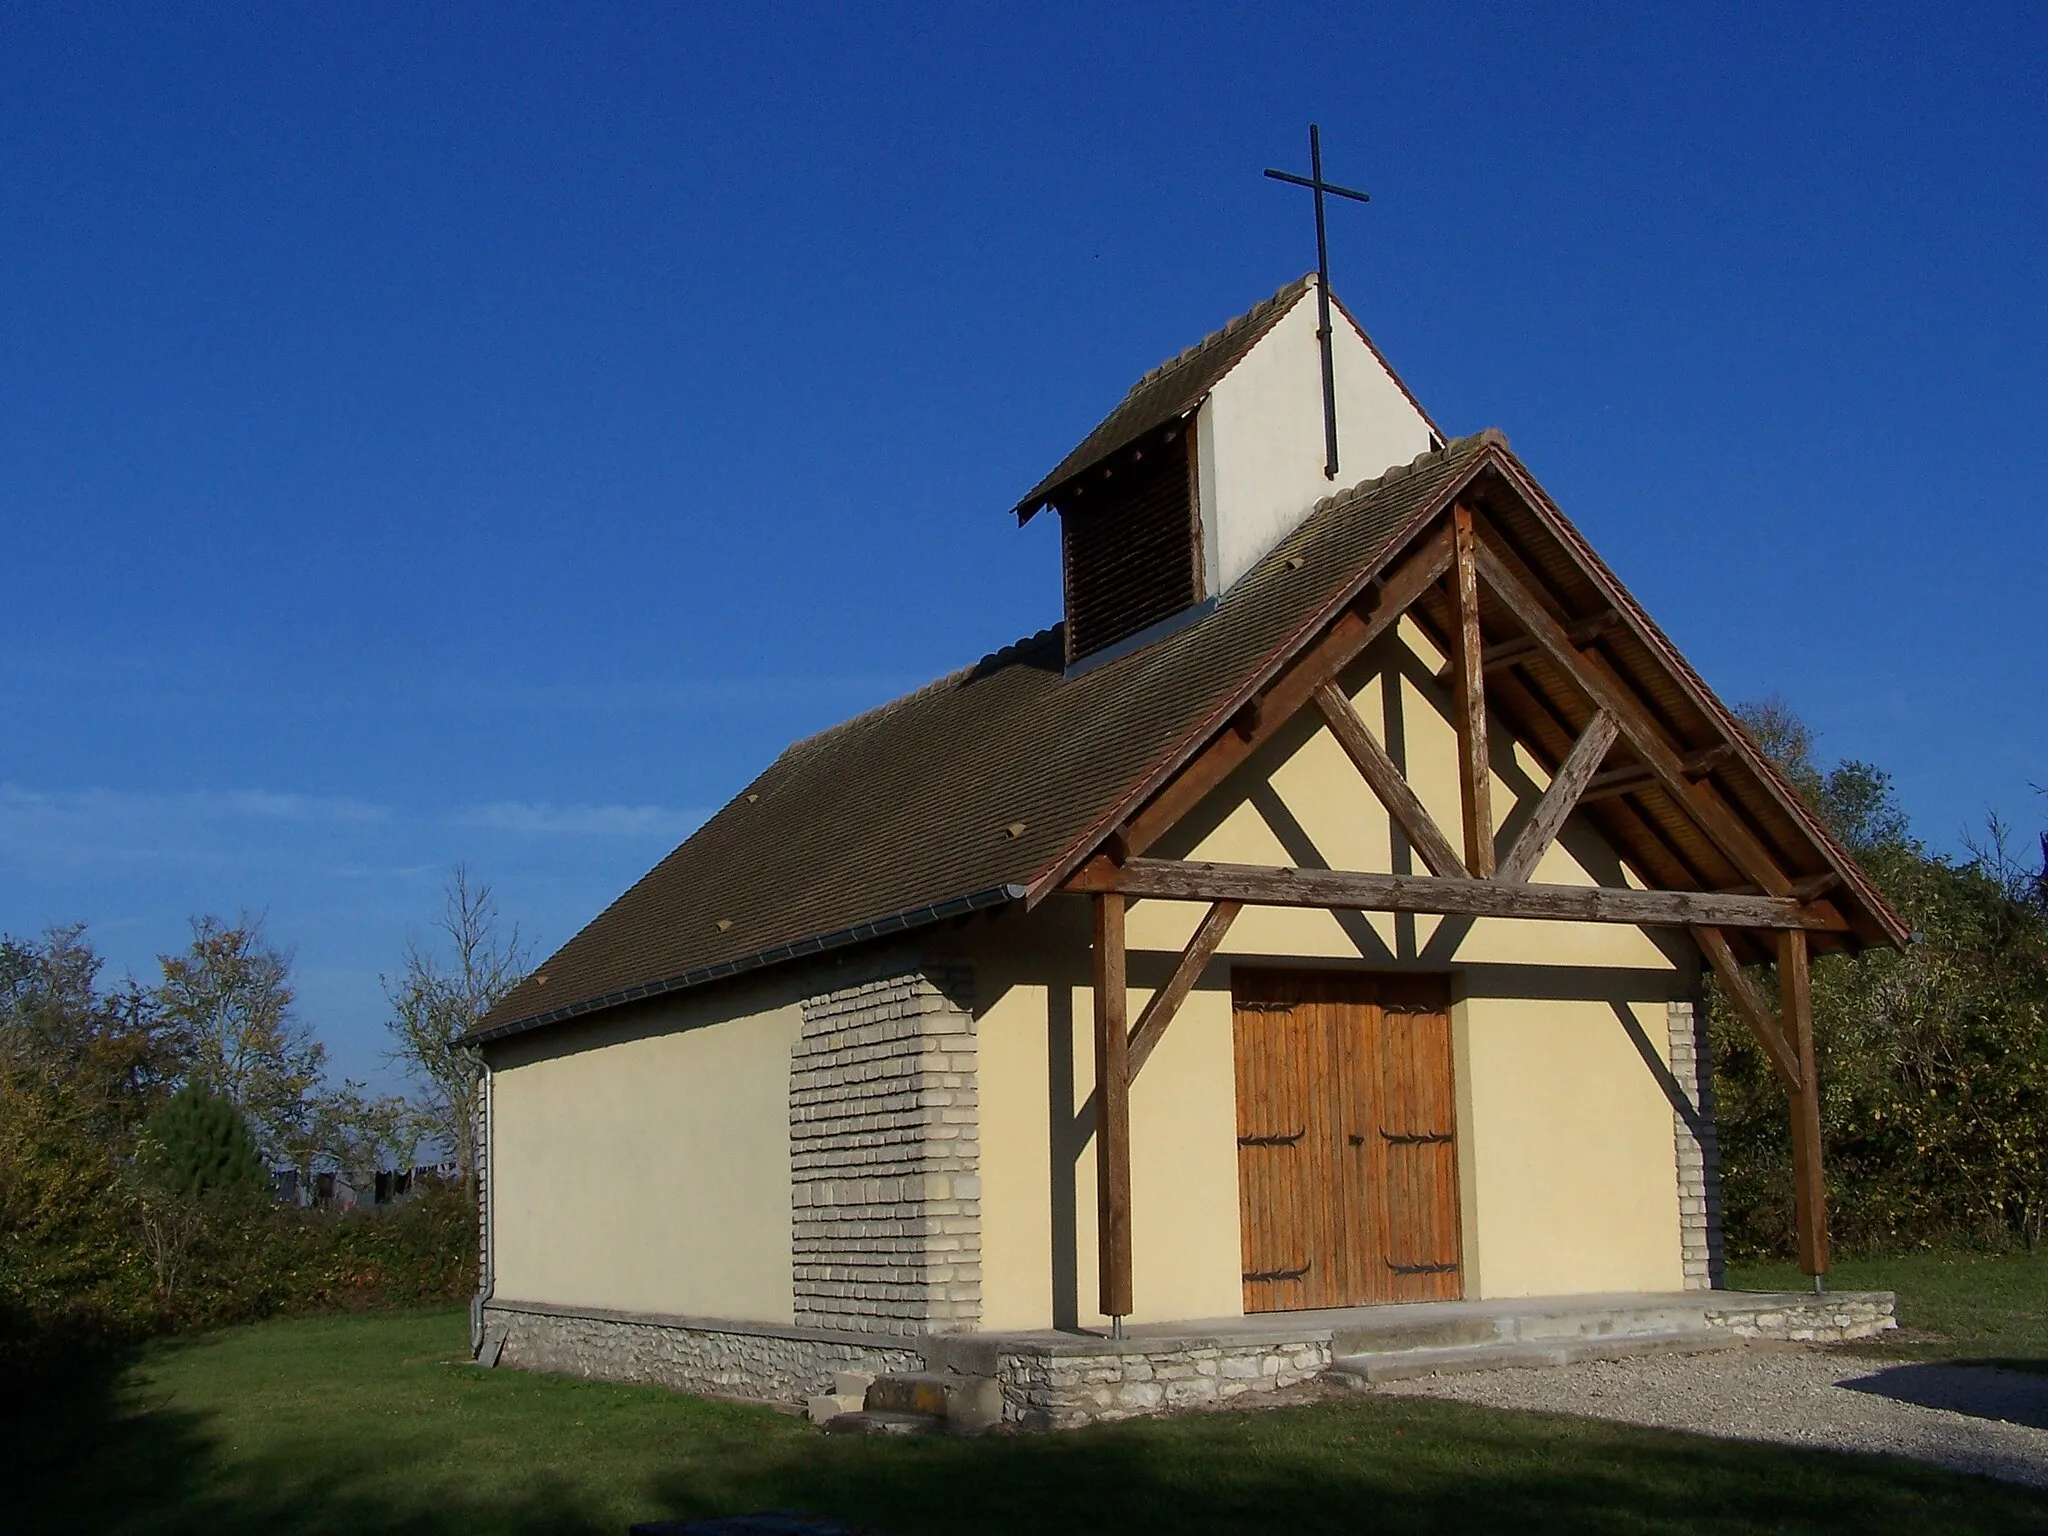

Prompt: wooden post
[
  {"left": 1093, "top": 892, "right": 1134, "bottom": 1322},
  {"left": 1779, "top": 929, "right": 1829, "bottom": 1278},
  {"left": 1450, "top": 504, "right": 1494, "bottom": 876}
]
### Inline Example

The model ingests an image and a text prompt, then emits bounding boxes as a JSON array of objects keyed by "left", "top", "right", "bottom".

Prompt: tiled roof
[
  {"left": 471, "top": 428, "right": 1909, "bottom": 1047},
  {"left": 472, "top": 434, "right": 1490, "bottom": 1044}
]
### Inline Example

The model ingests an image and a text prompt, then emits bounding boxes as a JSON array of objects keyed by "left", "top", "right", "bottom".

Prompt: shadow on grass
[
  {"left": 655, "top": 1401, "right": 2048, "bottom": 1536},
  {"left": 10, "top": 1337, "right": 2048, "bottom": 1536}
]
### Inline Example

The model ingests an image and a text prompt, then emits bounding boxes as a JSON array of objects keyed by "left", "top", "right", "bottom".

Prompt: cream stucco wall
[
  {"left": 485, "top": 622, "right": 1694, "bottom": 1333},
  {"left": 1198, "top": 287, "right": 1438, "bottom": 594},
  {"left": 485, "top": 976, "right": 805, "bottom": 1322},
  {"left": 968, "top": 621, "right": 1692, "bottom": 1328}
]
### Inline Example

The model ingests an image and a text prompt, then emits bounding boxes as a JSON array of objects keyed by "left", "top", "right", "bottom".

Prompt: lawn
[
  {"left": 11, "top": 1305, "right": 2048, "bottom": 1536},
  {"left": 1728, "top": 1251, "right": 2048, "bottom": 1367}
]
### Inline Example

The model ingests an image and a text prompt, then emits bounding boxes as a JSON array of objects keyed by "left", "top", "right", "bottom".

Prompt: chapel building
[{"left": 465, "top": 276, "right": 1904, "bottom": 1425}]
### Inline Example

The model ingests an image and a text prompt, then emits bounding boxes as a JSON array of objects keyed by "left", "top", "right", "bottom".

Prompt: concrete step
[
  {"left": 822, "top": 1409, "right": 947, "bottom": 1436},
  {"left": 1327, "top": 1341, "right": 1569, "bottom": 1385},
  {"left": 1325, "top": 1327, "right": 1737, "bottom": 1387},
  {"left": 1555, "top": 1328, "right": 1740, "bottom": 1365},
  {"left": 1328, "top": 1299, "right": 1715, "bottom": 1357}
]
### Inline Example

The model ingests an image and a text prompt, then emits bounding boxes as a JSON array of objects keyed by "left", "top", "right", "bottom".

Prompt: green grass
[
  {"left": 1729, "top": 1251, "right": 2048, "bottom": 1367},
  {"left": 10, "top": 1307, "right": 2048, "bottom": 1536}
]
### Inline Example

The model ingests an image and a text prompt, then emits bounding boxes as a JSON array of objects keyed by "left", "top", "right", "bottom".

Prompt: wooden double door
[{"left": 1233, "top": 969, "right": 1463, "bottom": 1311}]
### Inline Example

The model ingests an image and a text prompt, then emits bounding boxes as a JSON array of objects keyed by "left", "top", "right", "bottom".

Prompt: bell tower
[{"left": 1016, "top": 276, "right": 1442, "bottom": 670}]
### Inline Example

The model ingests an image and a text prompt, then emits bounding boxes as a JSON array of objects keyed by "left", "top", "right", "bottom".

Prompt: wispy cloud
[
  {"left": 456, "top": 800, "right": 705, "bottom": 838},
  {"left": 0, "top": 783, "right": 390, "bottom": 827}
]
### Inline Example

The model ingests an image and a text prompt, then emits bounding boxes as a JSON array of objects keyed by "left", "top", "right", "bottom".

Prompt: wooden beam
[
  {"left": 1781, "top": 928, "right": 1829, "bottom": 1277},
  {"left": 1092, "top": 893, "right": 1133, "bottom": 1320},
  {"left": 1692, "top": 925, "right": 1801, "bottom": 1090},
  {"left": 1311, "top": 680, "right": 1468, "bottom": 878},
  {"left": 1126, "top": 900, "right": 1240, "bottom": 1078},
  {"left": 1580, "top": 744, "right": 1738, "bottom": 804},
  {"left": 1450, "top": 504, "right": 1495, "bottom": 876},
  {"left": 1718, "top": 873, "right": 1842, "bottom": 902},
  {"left": 1470, "top": 539, "right": 1793, "bottom": 896},
  {"left": 1496, "top": 710, "right": 1618, "bottom": 884},
  {"left": 1435, "top": 610, "right": 1621, "bottom": 683},
  {"left": 1479, "top": 651, "right": 1725, "bottom": 898},
  {"left": 1121, "top": 524, "right": 1456, "bottom": 857},
  {"left": 1068, "top": 856, "right": 1849, "bottom": 932}
]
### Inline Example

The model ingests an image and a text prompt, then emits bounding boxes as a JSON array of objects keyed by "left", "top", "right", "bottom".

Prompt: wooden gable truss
[{"left": 1043, "top": 440, "right": 1905, "bottom": 1328}]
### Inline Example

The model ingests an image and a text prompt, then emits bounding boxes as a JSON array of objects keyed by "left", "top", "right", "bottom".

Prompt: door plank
[{"left": 1376, "top": 981, "right": 1462, "bottom": 1301}]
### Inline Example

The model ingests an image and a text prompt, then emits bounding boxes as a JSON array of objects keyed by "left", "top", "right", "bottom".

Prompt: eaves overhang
[{"left": 464, "top": 882, "right": 1027, "bottom": 1049}]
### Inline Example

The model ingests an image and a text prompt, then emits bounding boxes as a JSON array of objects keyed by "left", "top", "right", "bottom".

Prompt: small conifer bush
[{"left": 138, "top": 1086, "right": 267, "bottom": 1199}]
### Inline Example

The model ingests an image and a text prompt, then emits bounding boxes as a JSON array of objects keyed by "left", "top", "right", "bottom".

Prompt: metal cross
[{"left": 1265, "top": 125, "right": 1370, "bottom": 480}]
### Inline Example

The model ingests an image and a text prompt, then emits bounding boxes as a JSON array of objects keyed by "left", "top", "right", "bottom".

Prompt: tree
[
  {"left": 309, "top": 1078, "right": 414, "bottom": 1196},
  {"left": 1711, "top": 699, "right": 2048, "bottom": 1254},
  {"left": 383, "top": 868, "right": 528, "bottom": 1178},
  {"left": 154, "top": 916, "right": 325, "bottom": 1166},
  {"left": 1, "top": 924, "right": 183, "bottom": 1138},
  {"left": 1, "top": 926, "right": 182, "bottom": 1334}
]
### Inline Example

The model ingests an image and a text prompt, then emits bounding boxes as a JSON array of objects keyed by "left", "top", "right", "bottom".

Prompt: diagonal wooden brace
[
  {"left": 1497, "top": 710, "right": 1619, "bottom": 884},
  {"left": 1693, "top": 924, "right": 1801, "bottom": 1091},
  {"left": 1312, "top": 681, "right": 1468, "bottom": 878},
  {"left": 1470, "top": 536, "right": 1793, "bottom": 896},
  {"left": 1127, "top": 900, "right": 1241, "bottom": 1078},
  {"left": 1120, "top": 524, "right": 1456, "bottom": 858}
]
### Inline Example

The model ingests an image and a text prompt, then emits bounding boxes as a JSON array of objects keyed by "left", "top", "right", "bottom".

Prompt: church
[{"left": 463, "top": 273, "right": 1904, "bottom": 1427}]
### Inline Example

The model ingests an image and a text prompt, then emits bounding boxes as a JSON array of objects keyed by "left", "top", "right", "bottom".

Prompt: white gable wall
[{"left": 1197, "top": 285, "right": 1437, "bottom": 595}]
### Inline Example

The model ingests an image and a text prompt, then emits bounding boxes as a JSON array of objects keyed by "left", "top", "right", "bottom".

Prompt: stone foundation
[
  {"left": 487, "top": 1289, "right": 1896, "bottom": 1424},
  {"left": 486, "top": 1303, "right": 920, "bottom": 1402},
  {"left": 1703, "top": 1293, "right": 1895, "bottom": 1343},
  {"left": 986, "top": 1336, "right": 1331, "bottom": 1429}
]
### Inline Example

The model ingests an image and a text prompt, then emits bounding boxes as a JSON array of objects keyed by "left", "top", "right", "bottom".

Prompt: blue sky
[{"left": 3, "top": 4, "right": 2042, "bottom": 1087}]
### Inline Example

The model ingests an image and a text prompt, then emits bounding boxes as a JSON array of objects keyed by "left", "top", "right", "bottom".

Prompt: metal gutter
[{"left": 463, "top": 883, "right": 1028, "bottom": 1048}]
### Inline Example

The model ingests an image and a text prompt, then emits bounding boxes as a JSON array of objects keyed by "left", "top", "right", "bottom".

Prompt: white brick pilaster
[
  {"left": 790, "top": 964, "right": 981, "bottom": 1335},
  {"left": 1668, "top": 997, "right": 1726, "bottom": 1289}
]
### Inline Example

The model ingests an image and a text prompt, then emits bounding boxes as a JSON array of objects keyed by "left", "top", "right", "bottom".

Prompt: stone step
[
  {"left": 863, "top": 1371, "right": 1003, "bottom": 1433},
  {"left": 804, "top": 1392, "right": 867, "bottom": 1427},
  {"left": 1325, "top": 1327, "right": 1736, "bottom": 1387},
  {"left": 823, "top": 1409, "right": 948, "bottom": 1436}
]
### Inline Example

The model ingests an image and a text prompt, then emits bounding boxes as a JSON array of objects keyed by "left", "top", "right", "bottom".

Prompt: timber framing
[
  {"left": 1055, "top": 439, "right": 1905, "bottom": 1317},
  {"left": 1068, "top": 856, "right": 1847, "bottom": 932}
]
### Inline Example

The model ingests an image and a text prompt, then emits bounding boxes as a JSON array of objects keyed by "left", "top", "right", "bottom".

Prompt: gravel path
[{"left": 1373, "top": 1346, "right": 2048, "bottom": 1488}]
